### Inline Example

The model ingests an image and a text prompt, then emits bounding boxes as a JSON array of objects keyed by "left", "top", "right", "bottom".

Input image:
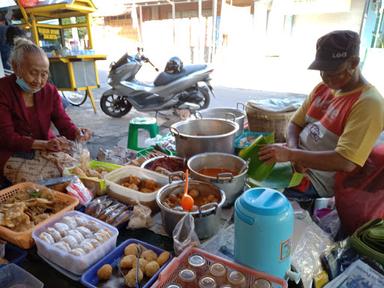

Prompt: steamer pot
[{"left": 170, "top": 119, "right": 239, "bottom": 159}]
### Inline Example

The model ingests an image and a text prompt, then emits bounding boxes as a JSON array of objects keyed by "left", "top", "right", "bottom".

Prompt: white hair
[{"left": 10, "top": 38, "right": 48, "bottom": 71}]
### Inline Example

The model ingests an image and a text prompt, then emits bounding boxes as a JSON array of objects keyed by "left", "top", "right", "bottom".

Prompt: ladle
[{"left": 180, "top": 169, "right": 194, "bottom": 211}]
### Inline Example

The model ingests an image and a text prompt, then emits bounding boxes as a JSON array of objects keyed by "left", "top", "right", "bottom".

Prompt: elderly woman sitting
[{"left": 0, "top": 38, "right": 92, "bottom": 185}]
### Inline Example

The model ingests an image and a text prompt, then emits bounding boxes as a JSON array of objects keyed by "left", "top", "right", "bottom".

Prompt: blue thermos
[{"left": 234, "top": 187, "right": 294, "bottom": 280}]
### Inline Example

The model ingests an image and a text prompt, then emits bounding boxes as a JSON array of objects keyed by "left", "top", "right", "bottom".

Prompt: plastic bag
[
  {"left": 316, "top": 209, "right": 341, "bottom": 240},
  {"left": 292, "top": 217, "right": 334, "bottom": 288},
  {"left": 66, "top": 176, "right": 93, "bottom": 205},
  {"left": 172, "top": 214, "right": 200, "bottom": 256},
  {"left": 127, "top": 204, "right": 152, "bottom": 229}
]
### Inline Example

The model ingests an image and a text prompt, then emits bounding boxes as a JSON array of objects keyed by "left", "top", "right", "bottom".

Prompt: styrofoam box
[
  {"left": 104, "top": 165, "right": 169, "bottom": 204},
  {"left": 32, "top": 211, "right": 119, "bottom": 276}
]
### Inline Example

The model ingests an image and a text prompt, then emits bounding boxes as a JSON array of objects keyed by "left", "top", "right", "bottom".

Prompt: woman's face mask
[{"left": 15, "top": 53, "right": 49, "bottom": 94}]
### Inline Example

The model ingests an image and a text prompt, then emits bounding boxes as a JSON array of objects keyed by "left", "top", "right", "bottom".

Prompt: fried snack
[
  {"left": 157, "top": 251, "right": 170, "bottom": 266},
  {"left": 144, "top": 261, "right": 160, "bottom": 278},
  {"left": 124, "top": 243, "right": 139, "bottom": 256},
  {"left": 141, "top": 249, "right": 157, "bottom": 262},
  {"left": 97, "top": 264, "right": 113, "bottom": 281},
  {"left": 71, "top": 167, "right": 87, "bottom": 178},
  {"left": 132, "top": 258, "right": 148, "bottom": 272},
  {"left": 124, "top": 268, "right": 143, "bottom": 288},
  {"left": 120, "top": 255, "right": 136, "bottom": 269}
]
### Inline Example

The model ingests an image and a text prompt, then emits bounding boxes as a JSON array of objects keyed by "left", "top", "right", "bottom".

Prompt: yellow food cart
[{"left": 17, "top": 0, "right": 106, "bottom": 112}]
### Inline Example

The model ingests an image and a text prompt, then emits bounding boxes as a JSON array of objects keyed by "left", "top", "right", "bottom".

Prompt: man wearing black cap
[{"left": 259, "top": 30, "right": 384, "bottom": 203}]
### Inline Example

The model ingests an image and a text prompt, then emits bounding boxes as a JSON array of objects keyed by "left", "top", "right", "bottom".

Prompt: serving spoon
[{"left": 180, "top": 169, "right": 194, "bottom": 211}]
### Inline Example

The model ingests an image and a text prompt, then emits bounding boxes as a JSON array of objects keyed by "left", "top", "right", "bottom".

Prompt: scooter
[{"left": 100, "top": 50, "right": 214, "bottom": 118}]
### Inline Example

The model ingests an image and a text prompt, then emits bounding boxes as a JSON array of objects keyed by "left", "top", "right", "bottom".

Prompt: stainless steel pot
[
  {"left": 187, "top": 152, "right": 248, "bottom": 207},
  {"left": 198, "top": 104, "right": 245, "bottom": 137},
  {"left": 140, "top": 155, "right": 186, "bottom": 172},
  {"left": 170, "top": 119, "right": 239, "bottom": 159},
  {"left": 156, "top": 180, "right": 226, "bottom": 239}
]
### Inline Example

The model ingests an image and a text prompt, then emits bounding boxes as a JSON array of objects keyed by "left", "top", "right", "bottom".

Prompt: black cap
[{"left": 308, "top": 30, "right": 360, "bottom": 71}]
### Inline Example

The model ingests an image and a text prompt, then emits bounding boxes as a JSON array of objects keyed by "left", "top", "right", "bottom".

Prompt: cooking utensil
[
  {"left": 180, "top": 170, "right": 194, "bottom": 211},
  {"left": 156, "top": 180, "right": 226, "bottom": 239}
]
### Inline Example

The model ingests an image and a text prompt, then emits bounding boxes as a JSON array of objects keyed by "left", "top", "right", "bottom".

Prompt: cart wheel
[{"left": 61, "top": 91, "right": 88, "bottom": 106}]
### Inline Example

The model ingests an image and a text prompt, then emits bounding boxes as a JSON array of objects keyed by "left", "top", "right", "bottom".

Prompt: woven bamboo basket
[
  {"left": 245, "top": 102, "right": 296, "bottom": 142},
  {"left": 0, "top": 182, "right": 79, "bottom": 249}
]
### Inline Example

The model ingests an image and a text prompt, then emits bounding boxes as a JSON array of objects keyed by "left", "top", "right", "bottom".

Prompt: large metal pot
[
  {"left": 198, "top": 104, "right": 245, "bottom": 137},
  {"left": 187, "top": 153, "right": 248, "bottom": 207},
  {"left": 156, "top": 180, "right": 226, "bottom": 239},
  {"left": 170, "top": 119, "right": 239, "bottom": 159}
]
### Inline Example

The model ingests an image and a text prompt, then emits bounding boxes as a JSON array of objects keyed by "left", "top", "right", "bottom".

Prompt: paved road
[{"left": 66, "top": 85, "right": 306, "bottom": 158}]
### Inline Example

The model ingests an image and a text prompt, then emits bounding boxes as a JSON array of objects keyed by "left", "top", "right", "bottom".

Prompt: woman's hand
[
  {"left": 46, "top": 137, "right": 72, "bottom": 152},
  {"left": 258, "top": 144, "right": 292, "bottom": 164},
  {"left": 76, "top": 128, "right": 92, "bottom": 142}
]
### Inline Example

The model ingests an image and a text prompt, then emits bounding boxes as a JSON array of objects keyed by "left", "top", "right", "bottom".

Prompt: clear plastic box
[
  {"left": 0, "top": 263, "right": 44, "bottom": 288},
  {"left": 32, "top": 210, "right": 118, "bottom": 276},
  {"left": 104, "top": 165, "right": 169, "bottom": 210}
]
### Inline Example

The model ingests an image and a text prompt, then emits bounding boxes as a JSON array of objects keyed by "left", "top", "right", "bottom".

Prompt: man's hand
[
  {"left": 258, "top": 144, "right": 292, "bottom": 164},
  {"left": 75, "top": 128, "right": 92, "bottom": 142}
]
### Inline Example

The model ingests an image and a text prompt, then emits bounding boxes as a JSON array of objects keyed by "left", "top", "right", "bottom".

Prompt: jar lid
[
  {"left": 166, "top": 285, "right": 182, "bottom": 288},
  {"left": 188, "top": 254, "right": 206, "bottom": 268},
  {"left": 199, "top": 276, "right": 217, "bottom": 288},
  {"left": 227, "top": 270, "right": 246, "bottom": 285},
  {"left": 251, "top": 279, "right": 272, "bottom": 288},
  {"left": 178, "top": 269, "right": 196, "bottom": 282},
  {"left": 209, "top": 262, "right": 226, "bottom": 277}
]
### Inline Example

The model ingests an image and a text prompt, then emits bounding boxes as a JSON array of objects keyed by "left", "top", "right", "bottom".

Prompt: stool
[{"left": 127, "top": 117, "right": 159, "bottom": 151}]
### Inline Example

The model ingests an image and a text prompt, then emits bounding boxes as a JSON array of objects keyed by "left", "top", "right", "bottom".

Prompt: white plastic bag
[
  {"left": 172, "top": 214, "right": 200, "bottom": 256},
  {"left": 127, "top": 204, "right": 152, "bottom": 229}
]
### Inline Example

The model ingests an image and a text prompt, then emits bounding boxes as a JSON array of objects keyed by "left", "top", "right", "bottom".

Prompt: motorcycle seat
[{"left": 153, "top": 64, "right": 207, "bottom": 86}]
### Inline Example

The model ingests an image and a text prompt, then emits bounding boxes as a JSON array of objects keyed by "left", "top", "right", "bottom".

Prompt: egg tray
[{"left": 153, "top": 246, "right": 288, "bottom": 288}]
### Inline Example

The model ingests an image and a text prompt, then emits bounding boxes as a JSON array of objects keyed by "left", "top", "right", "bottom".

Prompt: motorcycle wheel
[
  {"left": 61, "top": 91, "right": 88, "bottom": 106},
  {"left": 100, "top": 93, "right": 132, "bottom": 118},
  {"left": 197, "top": 85, "right": 211, "bottom": 110}
]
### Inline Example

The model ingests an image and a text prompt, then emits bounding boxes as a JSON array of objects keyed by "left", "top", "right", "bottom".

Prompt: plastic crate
[
  {"left": 0, "top": 182, "right": 79, "bottom": 249},
  {"left": 81, "top": 238, "right": 173, "bottom": 288},
  {"left": 0, "top": 263, "right": 43, "bottom": 288},
  {"left": 153, "top": 246, "right": 287, "bottom": 288},
  {"left": 32, "top": 210, "right": 118, "bottom": 276},
  {"left": 0, "top": 244, "right": 28, "bottom": 267}
]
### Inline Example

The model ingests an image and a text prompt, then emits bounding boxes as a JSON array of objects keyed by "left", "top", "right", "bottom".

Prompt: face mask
[{"left": 16, "top": 77, "right": 41, "bottom": 94}]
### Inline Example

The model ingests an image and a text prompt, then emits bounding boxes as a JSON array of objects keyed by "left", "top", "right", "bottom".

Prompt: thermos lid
[{"left": 239, "top": 187, "right": 290, "bottom": 215}]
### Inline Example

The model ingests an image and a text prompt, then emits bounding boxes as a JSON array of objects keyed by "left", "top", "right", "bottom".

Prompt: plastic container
[
  {"left": 0, "top": 263, "right": 44, "bottom": 288},
  {"left": 0, "top": 243, "right": 28, "bottom": 266},
  {"left": 32, "top": 210, "right": 118, "bottom": 276},
  {"left": 0, "top": 182, "right": 79, "bottom": 249},
  {"left": 64, "top": 160, "right": 123, "bottom": 195},
  {"left": 81, "top": 238, "right": 173, "bottom": 288},
  {"left": 234, "top": 188, "right": 294, "bottom": 280},
  {"left": 104, "top": 165, "right": 169, "bottom": 211},
  {"left": 153, "top": 247, "right": 287, "bottom": 288}
]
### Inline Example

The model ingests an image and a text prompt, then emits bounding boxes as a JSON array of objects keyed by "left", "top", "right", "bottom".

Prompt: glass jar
[
  {"left": 188, "top": 254, "right": 207, "bottom": 276},
  {"left": 251, "top": 278, "right": 272, "bottom": 288},
  {"left": 209, "top": 262, "right": 227, "bottom": 285},
  {"left": 166, "top": 285, "right": 182, "bottom": 288},
  {"left": 199, "top": 276, "right": 217, "bottom": 288},
  {"left": 178, "top": 269, "right": 197, "bottom": 288},
  {"left": 227, "top": 270, "right": 246, "bottom": 288}
]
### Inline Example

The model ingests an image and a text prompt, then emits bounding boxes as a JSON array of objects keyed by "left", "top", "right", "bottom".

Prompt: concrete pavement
[{"left": 66, "top": 85, "right": 306, "bottom": 158}]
